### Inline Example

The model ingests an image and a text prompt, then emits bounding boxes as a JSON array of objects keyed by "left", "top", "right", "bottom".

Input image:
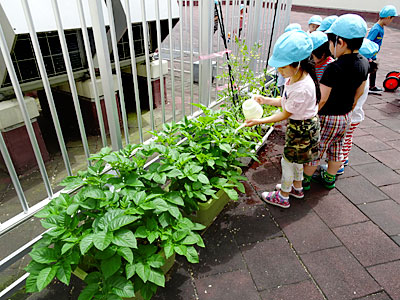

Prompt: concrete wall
[{"left": 292, "top": 0, "right": 400, "bottom": 13}]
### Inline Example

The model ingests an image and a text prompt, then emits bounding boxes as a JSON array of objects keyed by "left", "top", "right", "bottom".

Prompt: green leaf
[
  {"left": 164, "top": 243, "right": 174, "bottom": 259},
  {"left": 78, "top": 283, "right": 99, "bottom": 300},
  {"left": 60, "top": 176, "right": 84, "bottom": 190},
  {"left": 197, "top": 173, "right": 210, "bottom": 184},
  {"left": 109, "top": 215, "right": 141, "bottom": 231},
  {"left": 118, "top": 247, "right": 133, "bottom": 264},
  {"left": 148, "top": 255, "right": 165, "bottom": 268},
  {"left": 80, "top": 234, "right": 94, "bottom": 255},
  {"left": 185, "top": 246, "right": 199, "bottom": 263},
  {"left": 166, "top": 169, "right": 183, "bottom": 177},
  {"left": 61, "top": 243, "right": 74, "bottom": 255},
  {"left": 84, "top": 272, "right": 101, "bottom": 284},
  {"left": 135, "top": 226, "right": 147, "bottom": 238},
  {"left": 83, "top": 187, "right": 106, "bottom": 200},
  {"left": 224, "top": 188, "right": 238, "bottom": 201},
  {"left": 66, "top": 203, "right": 80, "bottom": 215},
  {"left": 165, "top": 192, "right": 184, "bottom": 206},
  {"left": 25, "top": 261, "right": 46, "bottom": 276},
  {"left": 56, "top": 263, "right": 72, "bottom": 285},
  {"left": 174, "top": 245, "right": 187, "bottom": 256},
  {"left": 135, "top": 262, "right": 151, "bottom": 283},
  {"left": 125, "top": 174, "right": 144, "bottom": 187},
  {"left": 153, "top": 172, "right": 167, "bottom": 184},
  {"left": 148, "top": 269, "right": 165, "bottom": 287},
  {"left": 29, "top": 248, "right": 57, "bottom": 264},
  {"left": 113, "top": 229, "right": 137, "bottom": 248},
  {"left": 93, "top": 231, "right": 113, "bottom": 251},
  {"left": 219, "top": 143, "right": 232, "bottom": 153},
  {"left": 125, "top": 264, "right": 136, "bottom": 279},
  {"left": 25, "top": 274, "right": 39, "bottom": 293},
  {"left": 95, "top": 247, "right": 116, "bottom": 260},
  {"left": 182, "top": 234, "right": 199, "bottom": 245},
  {"left": 110, "top": 276, "right": 135, "bottom": 298},
  {"left": 101, "top": 255, "right": 121, "bottom": 279},
  {"left": 36, "top": 266, "right": 58, "bottom": 291}
]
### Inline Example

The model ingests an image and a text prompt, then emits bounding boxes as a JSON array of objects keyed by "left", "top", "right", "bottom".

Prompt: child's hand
[
  {"left": 245, "top": 119, "right": 262, "bottom": 127},
  {"left": 253, "top": 95, "right": 265, "bottom": 105}
]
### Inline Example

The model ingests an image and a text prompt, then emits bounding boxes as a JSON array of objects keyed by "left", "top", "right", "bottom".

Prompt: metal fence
[{"left": 0, "top": 0, "right": 291, "bottom": 298}]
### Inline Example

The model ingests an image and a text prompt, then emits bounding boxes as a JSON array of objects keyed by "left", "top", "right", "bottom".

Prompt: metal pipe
[
  {"left": 140, "top": 0, "right": 155, "bottom": 131},
  {"left": 189, "top": 0, "right": 194, "bottom": 115},
  {"left": 155, "top": 0, "right": 166, "bottom": 124},
  {"left": 0, "top": 133, "right": 29, "bottom": 213},
  {"left": 76, "top": 0, "right": 107, "bottom": 148},
  {"left": 179, "top": 0, "right": 185, "bottom": 117},
  {"left": 106, "top": 0, "right": 130, "bottom": 145},
  {"left": 0, "top": 22, "right": 53, "bottom": 199},
  {"left": 88, "top": 0, "right": 123, "bottom": 151},
  {"left": 123, "top": 0, "right": 144, "bottom": 143},
  {"left": 167, "top": 0, "right": 176, "bottom": 122},
  {"left": 21, "top": 0, "right": 72, "bottom": 177},
  {"left": 51, "top": 0, "right": 91, "bottom": 161}
]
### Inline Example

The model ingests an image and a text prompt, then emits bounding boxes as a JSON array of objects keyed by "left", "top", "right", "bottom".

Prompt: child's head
[
  {"left": 284, "top": 23, "right": 302, "bottom": 32},
  {"left": 310, "top": 31, "right": 331, "bottom": 64},
  {"left": 325, "top": 14, "right": 367, "bottom": 58},
  {"left": 308, "top": 15, "right": 322, "bottom": 32},
  {"left": 317, "top": 15, "right": 338, "bottom": 32},
  {"left": 379, "top": 5, "right": 398, "bottom": 26},
  {"left": 359, "top": 38, "right": 379, "bottom": 60}
]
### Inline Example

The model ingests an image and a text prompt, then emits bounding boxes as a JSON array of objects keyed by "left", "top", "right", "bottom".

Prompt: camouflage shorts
[{"left": 283, "top": 116, "right": 320, "bottom": 164}]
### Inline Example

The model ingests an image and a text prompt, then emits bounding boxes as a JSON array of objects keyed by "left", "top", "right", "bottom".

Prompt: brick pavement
[{"left": 17, "top": 9, "right": 400, "bottom": 300}]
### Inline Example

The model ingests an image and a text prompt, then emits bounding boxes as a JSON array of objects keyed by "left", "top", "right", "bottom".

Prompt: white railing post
[
  {"left": 88, "top": 0, "right": 123, "bottom": 151},
  {"left": 199, "top": 0, "right": 213, "bottom": 106}
]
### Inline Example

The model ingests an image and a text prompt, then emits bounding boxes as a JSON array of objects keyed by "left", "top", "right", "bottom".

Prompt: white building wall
[{"left": 292, "top": 0, "right": 400, "bottom": 13}]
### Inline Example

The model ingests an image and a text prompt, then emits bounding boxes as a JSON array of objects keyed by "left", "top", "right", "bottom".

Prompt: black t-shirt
[{"left": 319, "top": 53, "right": 369, "bottom": 116}]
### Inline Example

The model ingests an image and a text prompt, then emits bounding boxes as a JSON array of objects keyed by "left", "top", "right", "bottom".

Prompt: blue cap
[
  {"left": 268, "top": 31, "right": 314, "bottom": 68},
  {"left": 308, "top": 15, "right": 322, "bottom": 25},
  {"left": 284, "top": 23, "right": 302, "bottom": 32},
  {"left": 310, "top": 31, "right": 328, "bottom": 50},
  {"left": 240, "top": 4, "right": 245, "bottom": 10},
  {"left": 317, "top": 15, "right": 338, "bottom": 32},
  {"left": 359, "top": 38, "right": 379, "bottom": 59},
  {"left": 325, "top": 14, "right": 367, "bottom": 39},
  {"left": 380, "top": 5, "right": 398, "bottom": 18}
]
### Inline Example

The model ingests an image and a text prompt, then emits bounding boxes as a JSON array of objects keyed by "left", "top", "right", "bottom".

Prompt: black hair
[
  {"left": 312, "top": 41, "right": 331, "bottom": 60},
  {"left": 290, "top": 58, "right": 321, "bottom": 104},
  {"left": 327, "top": 33, "right": 363, "bottom": 52}
]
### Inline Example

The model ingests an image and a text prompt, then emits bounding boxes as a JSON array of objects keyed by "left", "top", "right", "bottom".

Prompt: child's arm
[
  {"left": 318, "top": 84, "right": 332, "bottom": 111},
  {"left": 245, "top": 109, "right": 291, "bottom": 127},
  {"left": 253, "top": 95, "right": 282, "bottom": 107},
  {"left": 352, "top": 80, "right": 367, "bottom": 110}
]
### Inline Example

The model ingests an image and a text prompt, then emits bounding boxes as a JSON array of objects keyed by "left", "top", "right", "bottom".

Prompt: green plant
[
  {"left": 150, "top": 104, "right": 257, "bottom": 213},
  {"left": 25, "top": 146, "right": 205, "bottom": 300},
  {"left": 217, "top": 38, "right": 279, "bottom": 121}
]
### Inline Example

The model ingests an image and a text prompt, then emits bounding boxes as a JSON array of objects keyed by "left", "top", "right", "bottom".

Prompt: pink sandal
[{"left": 261, "top": 191, "right": 290, "bottom": 208}]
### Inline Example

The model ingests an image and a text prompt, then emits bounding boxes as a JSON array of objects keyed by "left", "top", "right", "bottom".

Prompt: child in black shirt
[{"left": 303, "top": 14, "right": 369, "bottom": 190}]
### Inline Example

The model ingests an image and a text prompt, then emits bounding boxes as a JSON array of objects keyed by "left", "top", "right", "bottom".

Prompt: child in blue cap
[
  {"left": 367, "top": 5, "right": 398, "bottom": 94},
  {"left": 303, "top": 14, "right": 369, "bottom": 189},
  {"left": 317, "top": 15, "right": 338, "bottom": 32},
  {"left": 340, "top": 39, "right": 379, "bottom": 172},
  {"left": 245, "top": 30, "right": 320, "bottom": 208},
  {"left": 307, "top": 15, "right": 322, "bottom": 33},
  {"left": 310, "top": 31, "right": 334, "bottom": 81}
]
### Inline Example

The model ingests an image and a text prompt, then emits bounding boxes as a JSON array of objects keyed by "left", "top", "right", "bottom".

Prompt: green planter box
[
  {"left": 189, "top": 188, "right": 230, "bottom": 228},
  {"left": 72, "top": 252, "right": 176, "bottom": 300}
]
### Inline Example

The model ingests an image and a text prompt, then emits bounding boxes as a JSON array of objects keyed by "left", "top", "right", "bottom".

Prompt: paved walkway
[
  {"left": 10, "top": 10, "right": 400, "bottom": 300},
  {"left": 150, "top": 11, "right": 400, "bottom": 300}
]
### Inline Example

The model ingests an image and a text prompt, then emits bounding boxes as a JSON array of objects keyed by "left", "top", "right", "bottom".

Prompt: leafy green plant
[
  {"left": 150, "top": 104, "right": 257, "bottom": 213},
  {"left": 25, "top": 147, "right": 205, "bottom": 300},
  {"left": 217, "top": 38, "right": 279, "bottom": 121}
]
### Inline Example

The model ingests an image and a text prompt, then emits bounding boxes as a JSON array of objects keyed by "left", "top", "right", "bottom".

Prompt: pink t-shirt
[{"left": 282, "top": 74, "right": 318, "bottom": 120}]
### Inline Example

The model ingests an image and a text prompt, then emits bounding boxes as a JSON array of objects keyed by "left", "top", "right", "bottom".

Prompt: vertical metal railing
[
  {"left": 51, "top": 0, "right": 91, "bottom": 162},
  {"left": 21, "top": 0, "right": 73, "bottom": 177},
  {"left": 0, "top": 1, "right": 291, "bottom": 298},
  {"left": 76, "top": 0, "right": 107, "bottom": 148},
  {"left": 106, "top": 0, "right": 130, "bottom": 145}
]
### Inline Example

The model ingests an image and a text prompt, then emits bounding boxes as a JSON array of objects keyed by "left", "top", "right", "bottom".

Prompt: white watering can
[{"left": 235, "top": 96, "right": 263, "bottom": 133}]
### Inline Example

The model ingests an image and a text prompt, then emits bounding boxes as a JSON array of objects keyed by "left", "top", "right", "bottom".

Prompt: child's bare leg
[
  {"left": 304, "top": 165, "right": 318, "bottom": 177},
  {"left": 293, "top": 180, "right": 302, "bottom": 189},
  {"left": 327, "top": 161, "right": 343, "bottom": 175}
]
